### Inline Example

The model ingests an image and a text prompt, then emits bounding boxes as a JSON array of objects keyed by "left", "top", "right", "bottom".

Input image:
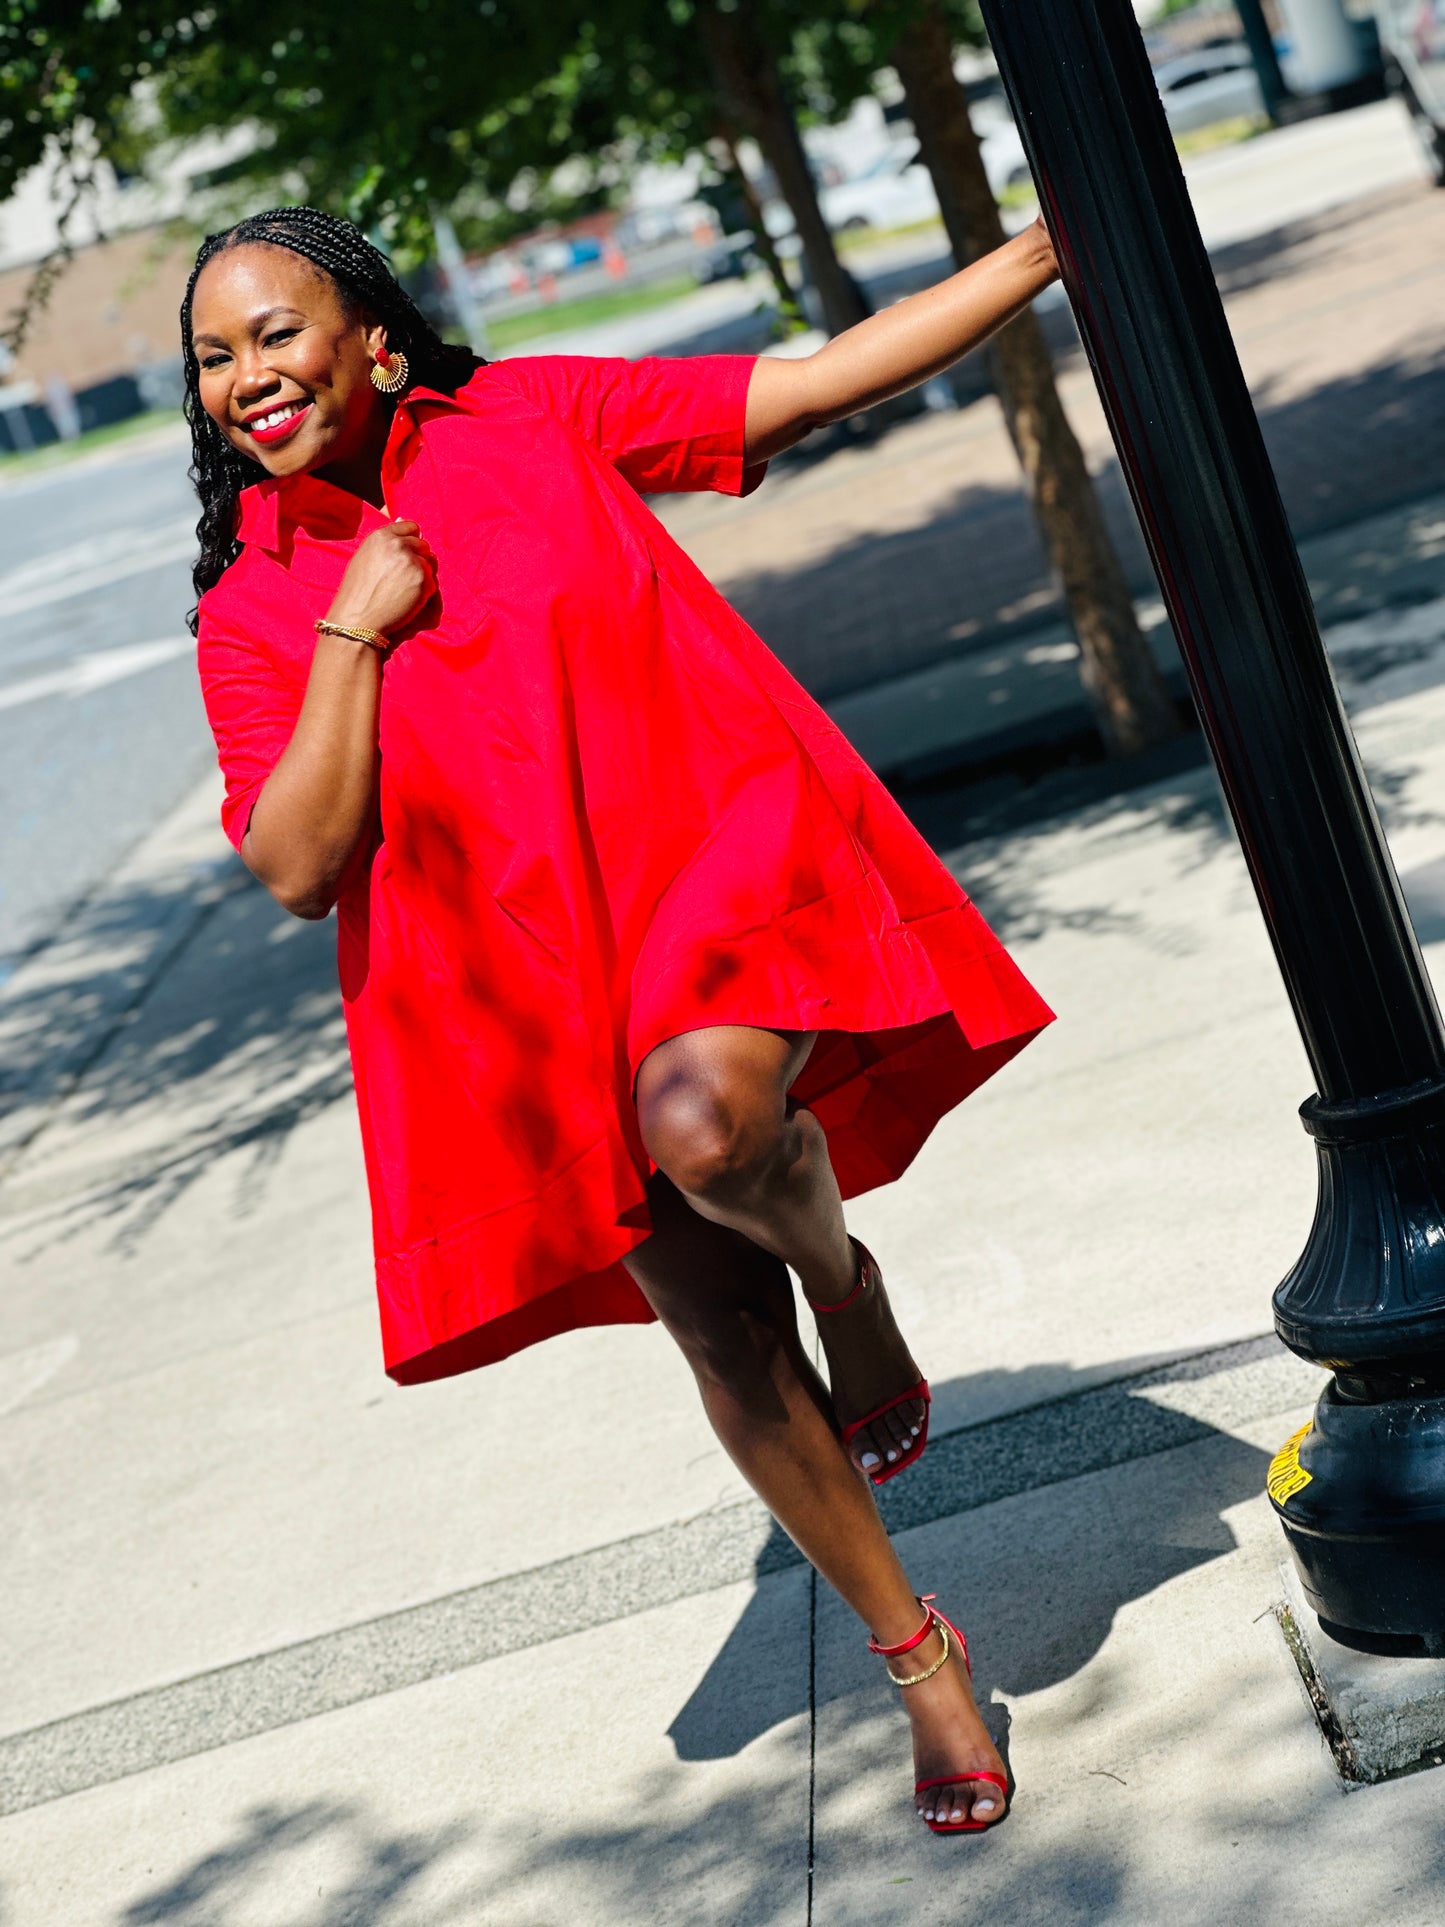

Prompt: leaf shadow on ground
[
  {"left": 112, "top": 1800, "right": 473, "bottom": 1927},
  {"left": 100, "top": 1751, "right": 1445, "bottom": 1927},
  {"left": 927, "top": 741, "right": 1445, "bottom": 954},
  {"left": 669, "top": 1362, "right": 1274, "bottom": 1765},
  {"left": 0, "top": 873, "right": 352, "bottom": 1259},
  {"left": 90, "top": 1357, "right": 1269, "bottom": 1927},
  {"left": 105, "top": 1776, "right": 814, "bottom": 1927}
]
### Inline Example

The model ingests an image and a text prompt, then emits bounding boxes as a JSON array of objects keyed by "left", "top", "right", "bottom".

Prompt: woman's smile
[{"left": 243, "top": 399, "right": 315, "bottom": 446}]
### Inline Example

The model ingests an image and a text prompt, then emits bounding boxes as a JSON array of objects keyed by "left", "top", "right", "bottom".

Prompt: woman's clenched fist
[{"left": 326, "top": 520, "right": 436, "bottom": 638}]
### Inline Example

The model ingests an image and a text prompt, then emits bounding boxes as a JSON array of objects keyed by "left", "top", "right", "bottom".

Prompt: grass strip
[{"left": 483, "top": 275, "right": 702, "bottom": 350}]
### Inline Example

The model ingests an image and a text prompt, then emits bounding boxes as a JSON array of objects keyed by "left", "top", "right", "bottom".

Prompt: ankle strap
[
  {"left": 805, "top": 1238, "right": 872, "bottom": 1315},
  {"left": 867, "top": 1594, "right": 937, "bottom": 1659}
]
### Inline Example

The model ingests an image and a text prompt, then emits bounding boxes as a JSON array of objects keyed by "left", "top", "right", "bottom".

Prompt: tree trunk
[
  {"left": 700, "top": 0, "right": 870, "bottom": 337},
  {"left": 712, "top": 120, "right": 806, "bottom": 329},
  {"left": 1234, "top": 0, "right": 1289, "bottom": 123},
  {"left": 893, "top": 0, "right": 1180, "bottom": 756}
]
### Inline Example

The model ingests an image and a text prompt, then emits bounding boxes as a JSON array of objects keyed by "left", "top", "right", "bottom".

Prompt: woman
[{"left": 187, "top": 205, "right": 1056, "bottom": 1833}]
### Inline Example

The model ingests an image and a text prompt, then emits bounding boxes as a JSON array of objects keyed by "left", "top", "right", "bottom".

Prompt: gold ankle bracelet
[{"left": 886, "top": 1621, "right": 950, "bottom": 1687}]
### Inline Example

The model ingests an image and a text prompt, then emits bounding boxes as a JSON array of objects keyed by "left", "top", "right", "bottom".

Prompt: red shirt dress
[{"left": 198, "top": 354, "right": 1053, "bottom": 1384}]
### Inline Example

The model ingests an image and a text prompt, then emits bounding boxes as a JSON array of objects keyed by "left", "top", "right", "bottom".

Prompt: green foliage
[
  {"left": 1, "top": 3, "right": 177, "bottom": 216},
  {"left": 0, "top": 0, "right": 986, "bottom": 297},
  {"left": 2, "top": 2, "right": 623, "bottom": 259}
]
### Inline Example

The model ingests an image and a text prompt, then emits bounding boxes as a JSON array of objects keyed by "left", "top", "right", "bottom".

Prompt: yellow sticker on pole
[{"left": 1267, "top": 1422, "right": 1313, "bottom": 1507}]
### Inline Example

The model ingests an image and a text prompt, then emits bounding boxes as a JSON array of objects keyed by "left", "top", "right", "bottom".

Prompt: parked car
[
  {"left": 814, "top": 127, "right": 1039, "bottom": 237},
  {"left": 817, "top": 144, "right": 939, "bottom": 233},
  {"left": 1152, "top": 43, "right": 1266, "bottom": 132}
]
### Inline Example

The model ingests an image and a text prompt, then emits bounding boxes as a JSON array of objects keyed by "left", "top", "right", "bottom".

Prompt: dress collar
[{"left": 233, "top": 381, "right": 463, "bottom": 554}]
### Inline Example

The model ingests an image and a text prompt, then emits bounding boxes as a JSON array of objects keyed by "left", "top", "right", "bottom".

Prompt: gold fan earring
[{"left": 370, "top": 347, "right": 410, "bottom": 395}]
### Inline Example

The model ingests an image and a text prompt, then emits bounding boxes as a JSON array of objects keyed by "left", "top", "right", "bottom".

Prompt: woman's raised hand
[
  {"left": 327, "top": 520, "right": 436, "bottom": 637},
  {"left": 1029, "top": 212, "right": 1059, "bottom": 279}
]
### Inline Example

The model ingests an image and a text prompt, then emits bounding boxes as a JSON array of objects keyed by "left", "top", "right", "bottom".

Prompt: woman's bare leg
[
  {"left": 635, "top": 1024, "right": 925, "bottom": 1478},
  {"left": 624, "top": 1174, "right": 1004, "bottom": 1826}
]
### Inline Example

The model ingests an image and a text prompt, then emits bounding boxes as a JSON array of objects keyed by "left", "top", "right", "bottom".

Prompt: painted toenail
[
  {"left": 886, "top": 1448, "right": 898, "bottom": 1461},
  {"left": 861, "top": 1451, "right": 881, "bottom": 1468},
  {"left": 976, "top": 1800, "right": 996, "bottom": 1813}
]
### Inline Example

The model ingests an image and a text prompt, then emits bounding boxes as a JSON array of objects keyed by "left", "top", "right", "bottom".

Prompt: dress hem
[{"left": 383, "top": 998, "right": 1050, "bottom": 1385}]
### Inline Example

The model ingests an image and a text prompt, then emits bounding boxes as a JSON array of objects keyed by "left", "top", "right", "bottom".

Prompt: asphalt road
[{"left": 0, "top": 426, "right": 210, "bottom": 978}]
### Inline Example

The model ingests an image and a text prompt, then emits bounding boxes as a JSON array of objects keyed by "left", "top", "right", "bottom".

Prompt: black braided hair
[{"left": 180, "top": 205, "right": 478, "bottom": 633}]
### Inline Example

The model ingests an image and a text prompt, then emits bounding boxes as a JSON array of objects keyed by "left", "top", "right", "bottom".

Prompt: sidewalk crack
[{"left": 806, "top": 1564, "right": 818, "bottom": 1926}]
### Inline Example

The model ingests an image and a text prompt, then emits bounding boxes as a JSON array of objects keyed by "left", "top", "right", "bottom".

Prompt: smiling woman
[{"left": 183, "top": 203, "right": 1058, "bottom": 1839}]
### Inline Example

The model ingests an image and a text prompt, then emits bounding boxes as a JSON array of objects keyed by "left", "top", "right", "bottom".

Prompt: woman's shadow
[{"left": 668, "top": 1353, "right": 1277, "bottom": 1760}]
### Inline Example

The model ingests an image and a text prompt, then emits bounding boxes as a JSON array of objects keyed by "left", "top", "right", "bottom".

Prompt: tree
[
  {"left": 887, "top": 0, "right": 1179, "bottom": 755},
  {"left": 697, "top": 0, "right": 870, "bottom": 334},
  {"left": 704, "top": 121, "right": 807, "bottom": 326}
]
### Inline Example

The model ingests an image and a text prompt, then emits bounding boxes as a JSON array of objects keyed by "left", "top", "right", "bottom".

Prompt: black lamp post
[{"left": 980, "top": 0, "right": 1445, "bottom": 1651}]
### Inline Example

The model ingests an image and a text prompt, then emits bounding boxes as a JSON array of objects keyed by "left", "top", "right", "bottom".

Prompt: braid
[{"left": 180, "top": 206, "right": 478, "bottom": 633}]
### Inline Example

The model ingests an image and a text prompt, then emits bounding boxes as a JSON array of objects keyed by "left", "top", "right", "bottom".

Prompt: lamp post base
[
  {"left": 1271, "top": 1380, "right": 1445, "bottom": 1654},
  {"left": 1274, "top": 1079, "right": 1445, "bottom": 1366}
]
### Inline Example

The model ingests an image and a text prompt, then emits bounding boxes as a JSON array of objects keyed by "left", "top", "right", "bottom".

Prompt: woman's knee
[{"left": 641, "top": 1072, "right": 788, "bottom": 1205}]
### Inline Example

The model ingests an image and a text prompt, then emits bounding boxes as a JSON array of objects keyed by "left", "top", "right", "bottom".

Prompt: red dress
[{"left": 198, "top": 355, "right": 1053, "bottom": 1383}]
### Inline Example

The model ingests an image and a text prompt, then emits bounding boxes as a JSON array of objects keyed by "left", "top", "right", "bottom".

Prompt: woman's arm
[
  {"left": 241, "top": 521, "right": 434, "bottom": 920},
  {"left": 744, "top": 218, "right": 1058, "bottom": 463}
]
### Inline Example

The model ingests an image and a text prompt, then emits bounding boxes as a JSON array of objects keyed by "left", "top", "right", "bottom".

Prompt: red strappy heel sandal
[
  {"left": 869, "top": 1595, "right": 1010, "bottom": 1835},
  {"left": 807, "top": 1238, "right": 930, "bottom": 1486}
]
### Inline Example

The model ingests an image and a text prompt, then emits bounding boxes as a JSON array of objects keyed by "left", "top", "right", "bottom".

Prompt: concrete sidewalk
[{"left": 6, "top": 628, "right": 1445, "bottom": 1917}]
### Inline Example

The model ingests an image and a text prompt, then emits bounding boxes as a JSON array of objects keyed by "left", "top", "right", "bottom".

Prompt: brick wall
[{"left": 1, "top": 225, "right": 194, "bottom": 393}]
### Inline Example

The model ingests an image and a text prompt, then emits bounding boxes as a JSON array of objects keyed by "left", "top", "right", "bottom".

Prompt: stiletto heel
[
  {"left": 870, "top": 1595, "right": 1010, "bottom": 1834},
  {"left": 806, "top": 1238, "right": 930, "bottom": 1485}
]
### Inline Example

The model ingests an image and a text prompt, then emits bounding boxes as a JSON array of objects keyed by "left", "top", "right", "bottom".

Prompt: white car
[
  {"left": 1153, "top": 44, "right": 1266, "bottom": 132},
  {"left": 815, "top": 128, "right": 1038, "bottom": 237},
  {"left": 817, "top": 144, "right": 940, "bottom": 233}
]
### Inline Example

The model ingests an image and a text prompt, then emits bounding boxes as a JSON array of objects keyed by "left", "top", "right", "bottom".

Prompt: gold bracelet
[{"left": 314, "top": 618, "right": 390, "bottom": 652}]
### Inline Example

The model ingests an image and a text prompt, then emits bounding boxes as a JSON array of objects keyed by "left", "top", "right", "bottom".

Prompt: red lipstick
[{"left": 245, "top": 402, "right": 313, "bottom": 447}]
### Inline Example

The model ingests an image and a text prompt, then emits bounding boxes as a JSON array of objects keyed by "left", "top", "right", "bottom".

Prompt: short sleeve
[
  {"left": 197, "top": 607, "right": 303, "bottom": 852},
  {"left": 488, "top": 354, "right": 767, "bottom": 497}
]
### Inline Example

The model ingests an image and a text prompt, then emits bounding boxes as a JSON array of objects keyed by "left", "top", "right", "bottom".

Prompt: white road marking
[
  {"left": 0, "top": 517, "right": 196, "bottom": 616},
  {"left": 0, "top": 636, "right": 193, "bottom": 712}
]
